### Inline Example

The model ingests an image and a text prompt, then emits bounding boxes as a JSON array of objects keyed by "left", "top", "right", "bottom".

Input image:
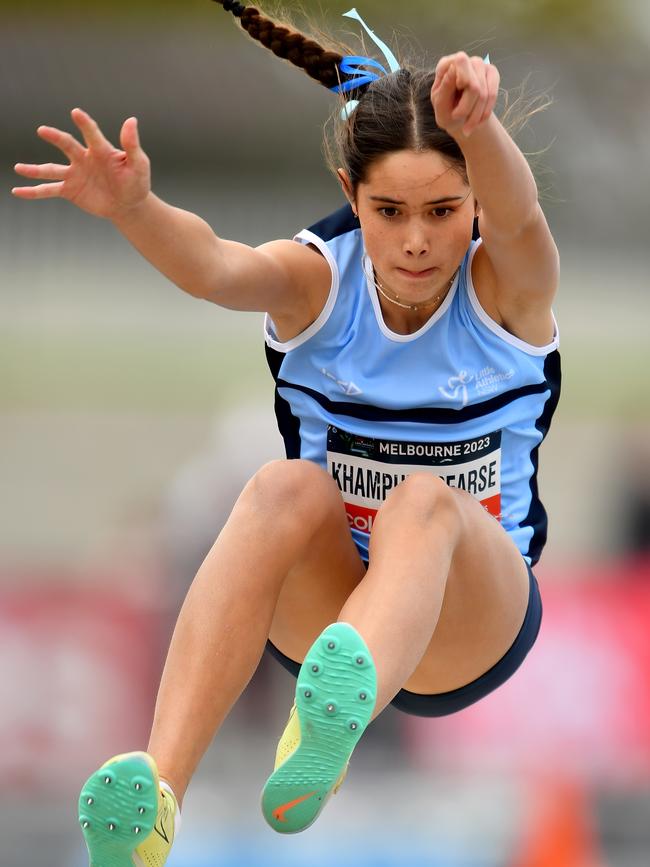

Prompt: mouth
[{"left": 397, "top": 267, "right": 438, "bottom": 279}]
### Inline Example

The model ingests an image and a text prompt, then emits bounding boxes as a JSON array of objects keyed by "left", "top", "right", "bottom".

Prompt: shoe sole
[
  {"left": 261, "top": 622, "right": 376, "bottom": 834},
  {"left": 78, "top": 752, "right": 159, "bottom": 867}
]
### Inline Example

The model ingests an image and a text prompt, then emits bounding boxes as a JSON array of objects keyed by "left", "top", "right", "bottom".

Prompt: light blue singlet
[{"left": 264, "top": 206, "right": 561, "bottom": 566}]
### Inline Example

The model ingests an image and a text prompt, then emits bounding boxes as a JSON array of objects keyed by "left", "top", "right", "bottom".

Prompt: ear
[
  {"left": 337, "top": 169, "right": 357, "bottom": 212},
  {"left": 474, "top": 197, "right": 482, "bottom": 218}
]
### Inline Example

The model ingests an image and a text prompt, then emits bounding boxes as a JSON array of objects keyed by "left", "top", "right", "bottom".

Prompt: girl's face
[{"left": 341, "top": 149, "right": 478, "bottom": 314}]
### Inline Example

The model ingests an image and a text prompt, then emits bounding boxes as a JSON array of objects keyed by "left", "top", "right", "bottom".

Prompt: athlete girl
[{"left": 13, "top": 2, "right": 560, "bottom": 864}]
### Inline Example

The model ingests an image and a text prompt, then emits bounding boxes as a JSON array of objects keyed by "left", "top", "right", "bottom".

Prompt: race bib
[{"left": 327, "top": 426, "right": 502, "bottom": 533}]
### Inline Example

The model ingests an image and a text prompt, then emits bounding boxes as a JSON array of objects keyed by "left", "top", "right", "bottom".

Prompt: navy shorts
[{"left": 265, "top": 562, "right": 542, "bottom": 718}]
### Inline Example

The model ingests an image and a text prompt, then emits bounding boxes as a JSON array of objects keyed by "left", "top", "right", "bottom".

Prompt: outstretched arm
[
  {"left": 12, "top": 109, "right": 325, "bottom": 320},
  {"left": 431, "top": 54, "right": 558, "bottom": 341}
]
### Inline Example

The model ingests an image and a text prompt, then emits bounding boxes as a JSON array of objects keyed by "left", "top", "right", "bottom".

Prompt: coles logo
[{"left": 345, "top": 502, "right": 376, "bottom": 533}]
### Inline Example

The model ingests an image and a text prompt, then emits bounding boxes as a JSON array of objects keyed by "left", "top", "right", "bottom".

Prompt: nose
[{"left": 402, "top": 219, "right": 430, "bottom": 258}]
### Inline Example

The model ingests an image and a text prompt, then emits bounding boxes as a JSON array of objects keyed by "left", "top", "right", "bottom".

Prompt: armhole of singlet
[
  {"left": 264, "top": 230, "right": 340, "bottom": 353},
  {"left": 466, "top": 238, "right": 560, "bottom": 356}
]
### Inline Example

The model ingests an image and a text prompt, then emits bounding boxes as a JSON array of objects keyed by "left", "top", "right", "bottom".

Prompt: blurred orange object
[{"left": 511, "top": 777, "right": 606, "bottom": 867}]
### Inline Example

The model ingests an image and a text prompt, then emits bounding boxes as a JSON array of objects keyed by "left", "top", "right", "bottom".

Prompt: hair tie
[{"left": 221, "top": 0, "right": 246, "bottom": 17}]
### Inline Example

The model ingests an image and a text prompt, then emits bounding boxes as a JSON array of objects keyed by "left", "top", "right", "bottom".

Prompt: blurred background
[{"left": 1, "top": 0, "right": 649, "bottom": 865}]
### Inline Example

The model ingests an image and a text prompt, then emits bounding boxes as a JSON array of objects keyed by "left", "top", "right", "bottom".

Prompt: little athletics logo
[
  {"left": 438, "top": 370, "right": 474, "bottom": 406},
  {"left": 439, "top": 366, "right": 514, "bottom": 406},
  {"left": 474, "top": 365, "right": 515, "bottom": 396}
]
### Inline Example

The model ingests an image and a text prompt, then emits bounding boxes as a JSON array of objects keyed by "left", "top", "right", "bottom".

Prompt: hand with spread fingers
[
  {"left": 431, "top": 51, "right": 500, "bottom": 139},
  {"left": 12, "top": 108, "right": 150, "bottom": 220}
]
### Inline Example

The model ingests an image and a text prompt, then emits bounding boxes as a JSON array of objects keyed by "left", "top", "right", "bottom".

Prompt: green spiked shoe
[
  {"left": 262, "top": 622, "right": 377, "bottom": 833},
  {"left": 78, "top": 751, "right": 178, "bottom": 866}
]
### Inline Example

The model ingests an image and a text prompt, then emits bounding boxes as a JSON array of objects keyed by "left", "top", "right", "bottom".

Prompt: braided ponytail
[
  {"left": 213, "top": 0, "right": 345, "bottom": 90},
  {"left": 220, "top": 0, "right": 246, "bottom": 16}
]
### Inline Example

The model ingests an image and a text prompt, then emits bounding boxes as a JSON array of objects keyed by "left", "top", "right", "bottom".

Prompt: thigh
[
  {"left": 392, "top": 563, "right": 541, "bottom": 716},
  {"left": 402, "top": 486, "right": 531, "bottom": 695},
  {"left": 267, "top": 467, "right": 367, "bottom": 664}
]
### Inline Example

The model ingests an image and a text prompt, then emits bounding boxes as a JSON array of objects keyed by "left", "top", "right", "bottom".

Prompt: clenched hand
[{"left": 431, "top": 52, "right": 500, "bottom": 139}]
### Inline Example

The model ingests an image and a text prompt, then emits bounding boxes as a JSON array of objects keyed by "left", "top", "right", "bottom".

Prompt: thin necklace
[{"left": 373, "top": 270, "right": 457, "bottom": 312}]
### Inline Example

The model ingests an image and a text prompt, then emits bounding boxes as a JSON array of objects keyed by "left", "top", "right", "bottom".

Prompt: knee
[
  {"left": 377, "top": 474, "right": 463, "bottom": 535},
  {"left": 242, "top": 459, "right": 342, "bottom": 525}
]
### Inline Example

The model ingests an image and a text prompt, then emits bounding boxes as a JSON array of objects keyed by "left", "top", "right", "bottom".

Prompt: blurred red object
[{"left": 0, "top": 579, "right": 159, "bottom": 794}]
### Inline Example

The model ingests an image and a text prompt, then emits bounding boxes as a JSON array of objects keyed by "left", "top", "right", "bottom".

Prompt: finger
[
  {"left": 480, "top": 64, "right": 500, "bottom": 124},
  {"left": 451, "top": 63, "right": 484, "bottom": 121},
  {"left": 11, "top": 182, "right": 65, "bottom": 200},
  {"left": 452, "top": 84, "right": 481, "bottom": 124},
  {"left": 14, "top": 162, "right": 70, "bottom": 181},
  {"left": 432, "top": 55, "right": 455, "bottom": 93},
  {"left": 462, "top": 90, "right": 488, "bottom": 135},
  {"left": 433, "top": 51, "right": 469, "bottom": 94},
  {"left": 434, "top": 66, "right": 459, "bottom": 115},
  {"left": 37, "top": 125, "right": 85, "bottom": 162},
  {"left": 461, "top": 59, "right": 490, "bottom": 132},
  {"left": 119, "top": 116, "right": 141, "bottom": 160},
  {"left": 447, "top": 52, "right": 472, "bottom": 89},
  {"left": 70, "top": 107, "right": 113, "bottom": 151}
]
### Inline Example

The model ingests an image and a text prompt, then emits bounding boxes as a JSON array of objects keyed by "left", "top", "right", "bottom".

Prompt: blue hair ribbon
[
  {"left": 341, "top": 101, "right": 360, "bottom": 118},
  {"left": 330, "top": 56, "right": 388, "bottom": 94},
  {"left": 332, "top": 8, "right": 401, "bottom": 119},
  {"left": 342, "top": 7, "right": 401, "bottom": 73}
]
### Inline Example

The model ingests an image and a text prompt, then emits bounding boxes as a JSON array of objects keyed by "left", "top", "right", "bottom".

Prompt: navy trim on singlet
[
  {"left": 521, "top": 349, "right": 562, "bottom": 565},
  {"left": 274, "top": 377, "right": 551, "bottom": 425},
  {"left": 265, "top": 345, "right": 302, "bottom": 459},
  {"left": 307, "top": 204, "right": 359, "bottom": 241}
]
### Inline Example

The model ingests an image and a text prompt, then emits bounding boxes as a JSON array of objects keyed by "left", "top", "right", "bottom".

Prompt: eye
[
  {"left": 433, "top": 207, "right": 453, "bottom": 218},
  {"left": 379, "top": 207, "right": 400, "bottom": 219}
]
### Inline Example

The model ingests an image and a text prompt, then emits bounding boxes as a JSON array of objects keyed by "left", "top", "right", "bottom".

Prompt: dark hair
[
  {"left": 213, "top": 1, "right": 549, "bottom": 193},
  {"left": 327, "top": 68, "right": 468, "bottom": 188}
]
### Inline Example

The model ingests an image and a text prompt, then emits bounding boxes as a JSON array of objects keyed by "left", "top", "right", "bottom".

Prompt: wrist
[{"left": 111, "top": 191, "right": 155, "bottom": 227}]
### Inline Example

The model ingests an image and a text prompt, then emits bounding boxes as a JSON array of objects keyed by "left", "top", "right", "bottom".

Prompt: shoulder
[
  {"left": 258, "top": 236, "right": 331, "bottom": 277},
  {"left": 259, "top": 205, "right": 362, "bottom": 342},
  {"left": 256, "top": 238, "right": 333, "bottom": 343},
  {"left": 471, "top": 208, "right": 559, "bottom": 347}
]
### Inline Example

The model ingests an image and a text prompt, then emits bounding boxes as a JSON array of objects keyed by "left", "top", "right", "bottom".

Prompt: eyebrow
[{"left": 369, "top": 195, "right": 466, "bottom": 205}]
